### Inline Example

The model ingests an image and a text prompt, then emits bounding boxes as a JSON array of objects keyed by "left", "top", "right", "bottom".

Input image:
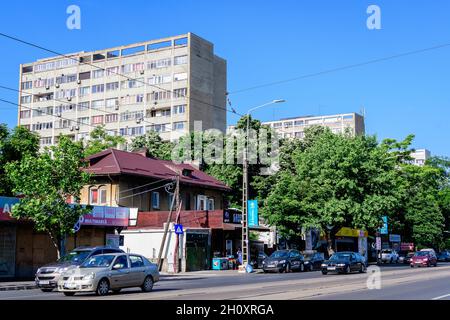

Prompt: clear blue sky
[{"left": 0, "top": 0, "right": 449, "bottom": 156}]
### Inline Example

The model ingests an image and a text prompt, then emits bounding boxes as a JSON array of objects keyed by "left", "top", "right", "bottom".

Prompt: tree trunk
[
  {"left": 47, "top": 231, "right": 62, "bottom": 260},
  {"left": 326, "top": 231, "right": 335, "bottom": 259}
]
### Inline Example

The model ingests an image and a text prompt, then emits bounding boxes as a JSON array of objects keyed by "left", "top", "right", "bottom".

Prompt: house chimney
[{"left": 133, "top": 147, "right": 148, "bottom": 157}]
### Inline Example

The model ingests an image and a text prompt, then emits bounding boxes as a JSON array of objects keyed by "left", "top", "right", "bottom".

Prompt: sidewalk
[{"left": 0, "top": 281, "right": 37, "bottom": 291}]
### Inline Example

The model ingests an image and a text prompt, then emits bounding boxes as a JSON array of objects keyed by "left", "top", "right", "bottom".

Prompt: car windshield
[
  {"left": 382, "top": 250, "right": 392, "bottom": 253},
  {"left": 81, "top": 255, "right": 116, "bottom": 268},
  {"left": 270, "top": 251, "right": 289, "bottom": 258},
  {"left": 303, "top": 254, "right": 314, "bottom": 259},
  {"left": 58, "top": 250, "right": 91, "bottom": 263},
  {"left": 330, "top": 253, "right": 351, "bottom": 261},
  {"left": 414, "top": 252, "right": 429, "bottom": 257},
  {"left": 407, "top": 253, "right": 415, "bottom": 257}
]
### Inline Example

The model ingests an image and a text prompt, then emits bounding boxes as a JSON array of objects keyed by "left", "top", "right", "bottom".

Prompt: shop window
[
  {"left": 207, "top": 198, "right": 215, "bottom": 211},
  {"left": 152, "top": 192, "right": 160, "bottom": 209}
]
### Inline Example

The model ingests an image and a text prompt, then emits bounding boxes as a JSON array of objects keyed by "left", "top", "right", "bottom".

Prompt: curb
[{"left": 0, "top": 284, "right": 37, "bottom": 291}]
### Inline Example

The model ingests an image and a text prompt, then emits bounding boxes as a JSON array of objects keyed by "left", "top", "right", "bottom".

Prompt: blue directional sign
[
  {"left": 380, "top": 216, "right": 388, "bottom": 235},
  {"left": 174, "top": 224, "right": 184, "bottom": 234},
  {"left": 248, "top": 200, "right": 259, "bottom": 227}
]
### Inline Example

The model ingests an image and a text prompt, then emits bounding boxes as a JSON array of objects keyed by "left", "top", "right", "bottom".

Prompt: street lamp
[{"left": 241, "top": 99, "right": 285, "bottom": 271}]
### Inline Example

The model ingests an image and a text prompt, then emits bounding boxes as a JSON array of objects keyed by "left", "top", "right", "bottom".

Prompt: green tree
[
  {"left": 83, "top": 126, "right": 126, "bottom": 157},
  {"left": 0, "top": 125, "right": 39, "bottom": 196},
  {"left": 263, "top": 128, "right": 402, "bottom": 254},
  {"left": 130, "top": 131, "right": 174, "bottom": 160},
  {"left": 5, "top": 136, "right": 92, "bottom": 258}
]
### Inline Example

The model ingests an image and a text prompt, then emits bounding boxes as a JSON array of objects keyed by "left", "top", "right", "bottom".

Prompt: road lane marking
[{"left": 432, "top": 293, "right": 450, "bottom": 300}]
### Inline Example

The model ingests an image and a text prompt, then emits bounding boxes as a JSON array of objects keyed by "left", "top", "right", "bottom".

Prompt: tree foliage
[
  {"left": 130, "top": 131, "right": 174, "bottom": 160},
  {"left": 5, "top": 136, "right": 92, "bottom": 258},
  {"left": 83, "top": 126, "right": 126, "bottom": 157}
]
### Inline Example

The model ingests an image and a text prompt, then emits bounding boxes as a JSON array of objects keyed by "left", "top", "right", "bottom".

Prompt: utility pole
[{"left": 157, "top": 176, "right": 179, "bottom": 271}]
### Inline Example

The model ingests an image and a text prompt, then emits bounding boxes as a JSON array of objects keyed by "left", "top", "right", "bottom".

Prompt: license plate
[
  {"left": 268, "top": 264, "right": 275, "bottom": 268},
  {"left": 39, "top": 280, "right": 50, "bottom": 285},
  {"left": 64, "top": 283, "right": 77, "bottom": 289},
  {"left": 327, "top": 266, "right": 336, "bottom": 270}
]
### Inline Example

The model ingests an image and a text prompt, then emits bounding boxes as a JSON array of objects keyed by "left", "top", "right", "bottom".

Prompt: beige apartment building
[
  {"left": 259, "top": 112, "right": 365, "bottom": 139},
  {"left": 17, "top": 33, "right": 227, "bottom": 147}
]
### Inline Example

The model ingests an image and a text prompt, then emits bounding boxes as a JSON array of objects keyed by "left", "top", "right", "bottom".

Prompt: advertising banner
[
  {"left": 248, "top": 200, "right": 259, "bottom": 227},
  {"left": 0, "top": 196, "right": 19, "bottom": 221}
]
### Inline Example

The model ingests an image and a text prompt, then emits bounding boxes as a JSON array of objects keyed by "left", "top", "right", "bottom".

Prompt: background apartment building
[
  {"left": 410, "top": 149, "right": 431, "bottom": 166},
  {"left": 17, "top": 33, "right": 227, "bottom": 147},
  {"left": 228, "top": 112, "right": 365, "bottom": 138}
]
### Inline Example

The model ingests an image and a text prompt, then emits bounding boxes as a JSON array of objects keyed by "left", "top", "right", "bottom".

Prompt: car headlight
[
  {"left": 56, "top": 267, "right": 69, "bottom": 274},
  {"left": 82, "top": 272, "right": 95, "bottom": 280},
  {"left": 321, "top": 263, "right": 327, "bottom": 267},
  {"left": 337, "top": 264, "right": 346, "bottom": 267},
  {"left": 279, "top": 260, "right": 286, "bottom": 264},
  {"left": 304, "top": 261, "right": 310, "bottom": 264},
  {"left": 36, "top": 268, "right": 41, "bottom": 274}
]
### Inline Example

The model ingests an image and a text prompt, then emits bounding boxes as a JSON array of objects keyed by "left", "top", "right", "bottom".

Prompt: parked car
[
  {"left": 420, "top": 248, "right": 437, "bottom": 256},
  {"left": 35, "top": 246, "right": 124, "bottom": 292},
  {"left": 321, "top": 251, "right": 367, "bottom": 275},
  {"left": 381, "top": 249, "right": 399, "bottom": 263},
  {"left": 403, "top": 252, "right": 415, "bottom": 264},
  {"left": 303, "top": 252, "right": 325, "bottom": 271},
  {"left": 262, "top": 249, "right": 305, "bottom": 273},
  {"left": 57, "top": 253, "right": 160, "bottom": 296},
  {"left": 250, "top": 252, "right": 268, "bottom": 269},
  {"left": 437, "top": 251, "right": 450, "bottom": 262},
  {"left": 410, "top": 251, "right": 437, "bottom": 268}
]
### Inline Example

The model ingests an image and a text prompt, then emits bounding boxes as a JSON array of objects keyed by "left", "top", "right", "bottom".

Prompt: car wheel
[
  {"left": 359, "top": 264, "right": 366, "bottom": 273},
  {"left": 321, "top": 270, "right": 328, "bottom": 275},
  {"left": 63, "top": 292, "right": 75, "bottom": 296},
  {"left": 345, "top": 265, "right": 351, "bottom": 274},
  {"left": 309, "top": 264, "right": 314, "bottom": 272},
  {"left": 410, "top": 264, "right": 414, "bottom": 268},
  {"left": 285, "top": 263, "right": 291, "bottom": 273},
  {"left": 96, "top": 278, "right": 110, "bottom": 296},
  {"left": 41, "top": 288, "right": 53, "bottom": 293},
  {"left": 141, "top": 276, "right": 154, "bottom": 292}
]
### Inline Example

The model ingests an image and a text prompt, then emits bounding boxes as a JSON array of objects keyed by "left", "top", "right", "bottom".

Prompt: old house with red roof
[{"left": 81, "top": 148, "right": 244, "bottom": 272}]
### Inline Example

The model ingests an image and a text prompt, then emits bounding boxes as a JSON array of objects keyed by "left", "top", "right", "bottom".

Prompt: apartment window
[
  {"left": 146, "top": 124, "right": 168, "bottom": 133},
  {"left": 120, "top": 110, "right": 144, "bottom": 122},
  {"left": 56, "top": 119, "right": 71, "bottom": 129},
  {"left": 92, "top": 84, "right": 104, "bottom": 94},
  {"left": 173, "top": 105, "right": 186, "bottom": 114},
  {"left": 55, "top": 89, "right": 76, "bottom": 99},
  {"left": 92, "top": 69, "right": 104, "bottom": 79},
  {"left": 284, "top": 121, "right": 293, "bottom": 128},
  {"left": 148, "top": 74, "right": 171, "bottom": 85},
  {"left": 174, "top": 55, "right": 188, "bottom": 65},
  {"left": 295, "top": 132, "right": 304, "bottom": 139},
  {"left": 148, "top": 90, "right": 171, "bottom": 101},
  {"left": 79, "top": 71, "right": 90, "bottom": 80},
  {"left": 21, "top": 81, "right": 32, "bottom": 90},
  {"left": 107, "top": 50, "right": 120, "bottom": 59},
  {"left": 34, "top": 93, "right": 54, "bottom": 102},
  {"left": 34, "top": 78, "right": 54, "bottom": 88},
  {"left": 78, "top": 117, "right": 89, "bottom": 125},
  {"left": 174, "top": 72, "right": 187, "bottom": 81},
  {"left": 120, "top": 126, "right": 143, "bottom": 136},
  {"left": 273, "top": 122, "right": 282, "bottom": 128},
  {"left": 90, "top": 188, "right": 98, "bottom": 204},
  {"left": 39, "top": 137, "right": 52, "bottom": 146},
  {"left": 148, "top": 58, "right": 171, "bottom": 69},
  {"left": 173, "top": 88, "right": 187, "bottom": 98},
  {"left": 20, "top": 110, "right": 31, "bottom": 119},
  {"left": 106, "top": 98, "right": 118, "bottom": 109},
  {"left": 56, "top": 74, "right": 76, "bottom": 84},
  {"left": 151, "top": 192, "right": 160, "bottom": 209},
  {"left": 106, "top": 81, "right": 119, "bottom": 91},
  {"left": 294, "top": 120, "right": 304, "bottom": 126},
  {"left": 78, "top": 86, "right": 90, "bottom": 97},
  {"left": 196, "top": 195, "right": 207, "bottom": 211},
  {"left": 121, "top": 78, "right": 143, "bottom": 89},
  {"left": 77, "top": 101, "right": 90, "bottom": 112},
  {"left": 173, "top": 121, "right": 185, "bottom": 131},
  {"left": 160, "top": 109, "right": 171, "bottom": 117},
  {"left": 343, "top": 115, "right": 354, "bottom": 120},
  {"left": 121, "top": 46, "right": 145, "bottom": 56},
  {"left": 91, "top": 100, "right": 105, "bottom": 110},
  {"left": 106, "top": 66, "right": 120, "bottom": 76},
  {"left": 32, "top": 122, "right": 53, "bottom": 131},
  {"left": 136, "top": 94, "right": 144, "bottom": 103},
  {"left": 77, "top": 132, "right": 89, "bottom": 140},
  {"left": 148, "top": 40, "right": 172, "bottom": 51},
  {"left": 93, "top": 53, "right": 105, "bottom": 61},
  {"left": 55, "top": 104, "right": 75, "bottom": 114},
  {"left": 91, "top": 115, "right": 104, "bottom": 125},
  {"left": 207, "top": 198, "right": 215, "bottom": 211},
  {"left": 22, "top": 66, "right": 33, "bottom": 73},
  {"left": 174, "top": 37, "right": 188, "bottom": 46},
  {"left": 20, "top": 95, "right": 32, "bottom": 104},
  {"left": 105, "top": 114, "right": 118, "bottom": 123}
]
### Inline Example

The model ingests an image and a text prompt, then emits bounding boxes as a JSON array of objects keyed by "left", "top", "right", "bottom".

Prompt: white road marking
[{"left": 432, "top": 293, "right": 450, "bottom": 300}]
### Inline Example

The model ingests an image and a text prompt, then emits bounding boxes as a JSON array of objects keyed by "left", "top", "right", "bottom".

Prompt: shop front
[{"left": 335, "top": 227, "right": 369, "bottom": 261}]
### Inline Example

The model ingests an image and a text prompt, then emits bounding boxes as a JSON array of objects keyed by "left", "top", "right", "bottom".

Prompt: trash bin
[{"left": 212, "top": 257, "right": 229, "bottom": 270}]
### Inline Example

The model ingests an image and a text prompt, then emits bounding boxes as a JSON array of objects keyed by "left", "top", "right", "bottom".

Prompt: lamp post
[{"left": 241, "top": 99, "right": 285, "bottom": 271}]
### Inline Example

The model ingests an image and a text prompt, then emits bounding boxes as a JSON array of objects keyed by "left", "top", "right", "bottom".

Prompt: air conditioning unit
[
  {"left": 57, "top": 113, "right": 62, "bottom": 117},
  {"left": 140, "top": 70, "right": 145, "bottom": 75},
  {"left": 45, "top": 86, "right": 50, "bottom": 90},
  {"left": 77, "top": 79, "right": 81, "bottom": 84},
  {"left": 115, "top": 105, "right": 120, "bottom": 110},
  {"left": 55, "top": 83, "right": 60, "bottom": 88},
  {"left": 67, "top": 97, "right": 72, "bottom": 101},
  {"left": 75, "top": 126, "right": 80, "bottom": 131},
  {"left": 70, "top": 126, "right": 74, "bottom": 132}
]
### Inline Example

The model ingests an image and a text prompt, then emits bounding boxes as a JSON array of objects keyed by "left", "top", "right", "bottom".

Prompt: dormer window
[{"left": 182, "top": 169, "right": 193, "bottom": 177}]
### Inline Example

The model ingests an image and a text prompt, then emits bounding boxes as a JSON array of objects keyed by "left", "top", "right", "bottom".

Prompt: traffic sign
[{"left": 174, "top": 224, "right": 183, "bottom": 234}]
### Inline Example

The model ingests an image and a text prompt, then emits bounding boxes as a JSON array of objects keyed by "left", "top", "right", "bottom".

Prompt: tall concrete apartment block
[
  {"left": 17, "top": 33, "right": 227, "bottom": 147},
  {"left": 260, "top": 112, "right": 365, "bottom": 139}
]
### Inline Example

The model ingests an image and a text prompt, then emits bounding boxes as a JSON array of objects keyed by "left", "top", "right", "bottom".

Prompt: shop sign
[
  {"left": 389, "top": 234, "right": 401, "bottom": 242},
  {"left": 248, "top": 200, "right": 259, "bottom": 227},
  {"left": 78, "top": 205, "right": 129, "bottom": 227},
  {"left": 380, "top": 216, "right": 388, "bottom": 234},
  {"left": 335, "top": 227, "right": 368, "bottom": 238},
  {"left": 400, "top": 242, "right": 414, "bottom": 251},
  {"left": 376, "top": 237, "right": 382, "bottom": 250},
  {"left": 223, "top": 208, "right": 242, "bottom": 224},
  {"left": 0, "top": 196, "right": 19, "bottom": 221}
]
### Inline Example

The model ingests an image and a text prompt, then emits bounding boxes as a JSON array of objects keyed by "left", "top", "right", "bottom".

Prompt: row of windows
[
  {"left": 21, "top": 86, "right": 188, "bottom": 105},
  {"left": 271, "top": 115, "right": 354, "bottom": 128}
]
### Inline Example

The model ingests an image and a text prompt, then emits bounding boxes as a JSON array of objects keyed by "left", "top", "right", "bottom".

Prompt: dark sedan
[
  {"left": 303, "top": 252, "right": 325, "bottom": 271},
  {"left": 262, "top": 249, "right": 305, "bottom": 273},
  {"left": 321, "top": 252, "right": 367, "bottom": 275},
  {"left": 250, "top": 252, "right": 269, "bottom": 269},
  {"left": 437, "top": 251, "right": 450, "bottom": 262}
]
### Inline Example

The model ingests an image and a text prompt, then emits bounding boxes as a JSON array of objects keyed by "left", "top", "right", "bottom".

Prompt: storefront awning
[{"left": 335, "top": 227, "right": 368, "bottom": 238}]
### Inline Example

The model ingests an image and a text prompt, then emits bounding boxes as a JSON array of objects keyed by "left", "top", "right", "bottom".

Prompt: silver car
[{"left": 57, "top": 253, "right": 160, "bottom": 296}]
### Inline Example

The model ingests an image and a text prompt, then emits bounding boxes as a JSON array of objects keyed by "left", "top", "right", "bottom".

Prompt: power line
[
  {"left": 118, "top": 177, "right": 174, "bottom": 194},
  {"left": 117, "top": 181, "right": 175, "bottom": 200},
  {"left": 0, "top": 32, "right": 242, "bottom": 117},
  {"left": 228, "top": 42, "right": 450, "bottom": 95}
]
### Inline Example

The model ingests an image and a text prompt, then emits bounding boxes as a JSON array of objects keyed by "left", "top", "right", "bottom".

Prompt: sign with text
[
  {"left": 376, "top": 237, "right": 382, "bottom": 250},
  {"left": 389, "top": 234, "right": 401, "bottom": 242},
  {"left": 223, "top": 208, "right": 242, "bottom": 224},
  {"left": 0, "top": 196, "right": 19, "bottom": 221},
  {"left": 248, "top": 200, "right": 259, "bottom": 227},
  {"left": 380, "top": 216, "right": 388, "bottom": 234}
]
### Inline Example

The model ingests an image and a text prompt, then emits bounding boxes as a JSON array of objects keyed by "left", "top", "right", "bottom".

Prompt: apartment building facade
[
  {"left": 259, "top": 112, "right": 365, "bottom": 139},
  {"left": 410, "top": 149, "right": 431, "bottom": 166},
  {"left": 17, "top": 33, "right": 227, "bottom": 147}
]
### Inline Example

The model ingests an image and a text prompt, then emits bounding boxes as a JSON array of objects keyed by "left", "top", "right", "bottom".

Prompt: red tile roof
[{"left": 85, "top": 148, "right": 231, "bottom": 191}]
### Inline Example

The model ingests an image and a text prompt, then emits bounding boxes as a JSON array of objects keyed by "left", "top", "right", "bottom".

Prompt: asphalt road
[{"left": 1, "top": 263, "right": 449, "bottom": 300}]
